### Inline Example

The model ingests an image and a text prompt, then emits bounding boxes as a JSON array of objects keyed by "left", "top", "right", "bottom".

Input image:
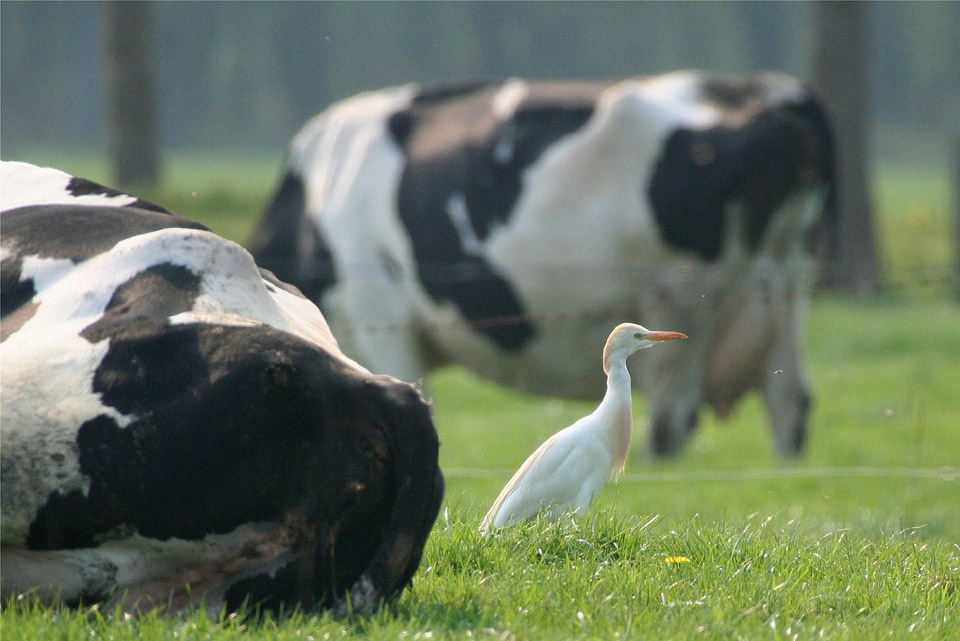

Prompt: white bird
[{"left": 480, "top": 323, "right": 687, "bottom": 533}]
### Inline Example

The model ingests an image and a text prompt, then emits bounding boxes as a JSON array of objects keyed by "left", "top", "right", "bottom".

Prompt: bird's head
[{"left": 603, "top": 322, "right": 687, "bottom": 373}]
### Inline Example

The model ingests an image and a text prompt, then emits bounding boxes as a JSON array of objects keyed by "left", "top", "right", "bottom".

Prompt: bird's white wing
[{"left": 480, "top": 423, "right": 611, "bottom": 533}]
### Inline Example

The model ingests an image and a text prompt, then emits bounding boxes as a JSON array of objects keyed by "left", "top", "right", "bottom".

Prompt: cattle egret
[{"left": 479, "top": 323, "right": 686, "bottom": 533}]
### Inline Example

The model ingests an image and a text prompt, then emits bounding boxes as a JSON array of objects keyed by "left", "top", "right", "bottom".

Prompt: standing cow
[
  {"left": 1, "top": 161, "right": 444, "bottom": 615},
  {"left": 249, "top": 71, "right": 835, "bottom": 458}
]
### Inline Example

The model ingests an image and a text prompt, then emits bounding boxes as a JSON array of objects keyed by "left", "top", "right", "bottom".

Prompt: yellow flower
[{"left": 664, "top": 556, "right": 691, "bottom": 564}]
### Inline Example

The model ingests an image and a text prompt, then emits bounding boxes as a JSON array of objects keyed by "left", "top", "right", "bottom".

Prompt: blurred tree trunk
[
  {"left": 809, "top": 1, "right": 881, "bottom": 293},
  {"left": 102, "top": 2, "right": 161, "bottom": 187},
  {"left": 954, "top": 137, "right": 960, "bottom": 301}
]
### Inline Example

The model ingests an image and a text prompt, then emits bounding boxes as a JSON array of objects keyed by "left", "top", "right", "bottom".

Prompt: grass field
[{"left": 2, "top": 151, "right": 958, "bottom": 639}]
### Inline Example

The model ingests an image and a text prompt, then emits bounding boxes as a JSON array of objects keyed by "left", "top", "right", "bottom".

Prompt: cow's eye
[{"left": 634, "top": 333, "right": 642, "bottom": 339}]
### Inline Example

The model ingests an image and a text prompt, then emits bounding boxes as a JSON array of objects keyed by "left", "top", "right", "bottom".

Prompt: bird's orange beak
[{"left": 645, "top": 331, "right": 687, "bottom": 342}]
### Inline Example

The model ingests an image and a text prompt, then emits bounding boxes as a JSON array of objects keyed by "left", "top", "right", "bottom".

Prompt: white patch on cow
[
  {"left": 634, "top": 73, "right": 720, "bottom": 129},
  {"left": 289, "top": 84, "right": 417, "bottom": 180},
  {"left": 283, "top": 84, "right": 429, "bottom": 381},
  {"left": 0, "top": 161, "right": 138, "bottom": 212},
  {"left": 492, "top": 78, "right": 528, "bottom": 120},
  {"left": 446, "top": 192, "right": 485, "bottom": 257},
  {"left": 640, "top": 70, "right": 806, "bottom": 125},
  {"left": 1, "top": 251, "right": 140, "bottom": 544},
  {"left": 483, "top": 79, "right": 686, "bottom": 322},
  {"left": 638, "top": 71, "right": 702, "bottom": 103},
  {"left": 492, "top": 78, "right": 529, "bottom": 164},
  {"left": 148, "top": 230, "right": 363, "bottom": 370},
  {"left": 19, "top": 254, "right": 77, "bottom": 293},
  {"left": 167, "top": 309, "right": 262, "bottom": 328}
]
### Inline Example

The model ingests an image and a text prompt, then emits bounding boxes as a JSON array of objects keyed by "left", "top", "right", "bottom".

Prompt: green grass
[
  {"left": 875, "top": 163, "right": 956, "bottom": 287},
  {"left": 4, "top": 514, "right": 958, "bottom": 639},
  {"left": 3, "top": 151, "right": 958, "bottom": 638}
]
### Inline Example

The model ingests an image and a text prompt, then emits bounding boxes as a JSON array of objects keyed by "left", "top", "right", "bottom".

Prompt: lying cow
[
  {"left": 249, "top": 70, "right": 834, "bottom": 458},
  {"left": 0, "top": 161, "right": 444, "bottom": 615}
]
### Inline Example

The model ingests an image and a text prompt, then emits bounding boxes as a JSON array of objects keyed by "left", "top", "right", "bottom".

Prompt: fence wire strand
[
  {"left": 443, "top": 466, "right": 960, "bottom": 483},
  {"left": 336, "top": 269, "right": 958, "bottom": 485},
  {"left": 314, "top": 265, "right": 959, "bottom": 338}
]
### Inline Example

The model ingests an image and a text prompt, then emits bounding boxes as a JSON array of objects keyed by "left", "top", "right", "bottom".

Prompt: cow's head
[{"left": 214, "top": 356, "right": 444, "bottom": 615}]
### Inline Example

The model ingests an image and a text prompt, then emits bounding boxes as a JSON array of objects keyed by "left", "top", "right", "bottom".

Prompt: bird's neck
[{"left": 596, "top": 357, "right": 633, "bottom": 474}]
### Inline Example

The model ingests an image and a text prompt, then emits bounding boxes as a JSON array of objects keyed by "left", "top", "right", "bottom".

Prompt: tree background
[{"left": 2, "top": 1, "right": 957, "bottom": 168}]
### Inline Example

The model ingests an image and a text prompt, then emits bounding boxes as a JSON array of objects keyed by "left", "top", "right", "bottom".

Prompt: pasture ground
[{"left": 2, "top": 151, "right": 958, "bottom": 639}]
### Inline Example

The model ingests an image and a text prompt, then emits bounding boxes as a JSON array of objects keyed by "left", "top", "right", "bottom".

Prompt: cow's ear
[{"left": 342, "top": 377, "right": 443, "bottom": 615}]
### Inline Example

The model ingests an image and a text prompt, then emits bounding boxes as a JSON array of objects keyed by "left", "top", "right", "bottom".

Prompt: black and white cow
[
  {"left": 249, "top": 71, "right": 835, "bottom": 458},
  {"left": 0, "top": 161, "right": 444, "bottom": 615}
]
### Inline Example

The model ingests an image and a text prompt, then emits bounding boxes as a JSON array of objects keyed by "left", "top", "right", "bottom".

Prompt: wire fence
[
  {"left": 443, "top": 466, "right": 960, "bottom": 483},
  {"left": 330, "top": 268, "right": 957, "bottom": 486},
  {"left": 312, "top": 264, "right": 958, "bottom": 338}
]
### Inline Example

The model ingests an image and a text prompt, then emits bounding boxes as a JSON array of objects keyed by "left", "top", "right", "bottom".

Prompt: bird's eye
[{"left": 634, "top": 333, "right": 642, "bottom": 339}]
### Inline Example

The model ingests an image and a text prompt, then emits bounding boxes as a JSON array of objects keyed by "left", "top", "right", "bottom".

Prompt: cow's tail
[
  {"left": 341, "top": 377, "right": 444, "bottom": 616},
  {"left": 247, "top": 166, "right": 307, "bottom": 284}
]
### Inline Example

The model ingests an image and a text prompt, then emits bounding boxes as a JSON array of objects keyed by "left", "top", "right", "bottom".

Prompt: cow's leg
[
  {"left": 641, "top": 338, "right": 706, "bottom": 458},
  {"left": 1, "top": 547, "right": 93, "bottom": 605},
  {"left": 760, "top": 284, "right": 811, "bottom": 458},
  {"left": 635, "top": 274, "right": 719, "bottom": 458},
  {"left": 648, "top": 398, "right": 700, "bottom": 457}
]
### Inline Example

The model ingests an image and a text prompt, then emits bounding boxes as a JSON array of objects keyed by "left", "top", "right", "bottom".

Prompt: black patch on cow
[
  {"left": 26, "top": 416, "right": 129, "bottom": 550},
  {"left": 67, "top": 176, "right": 171, "bottom": 214},
  {"left": 409, "top": 78, "right": 496, "bottom": 105},
  {"left": 648, "top": 103, "right": 822, "bottom": 262},
  {"left": 387, "top": 80, "right": 606, "bottom": 350},
  {"left": 80, "top": 264, "right": 202, "bottom": 344},
  {"left": 0, "top": 299, "right": 38, "bottom": 343},
  {"left": 0, "top": 205, "right": 209, "bottom": 265},
  {"left": 387, "top": 79, "right": 496, "bottom": 145},
  {"left": 0, "top": 255, "right": 38, "bottom": 342},
  {"left": 248, "top": 170, "right": 338, "bottom": 304},
  {"left": 0, "top": 267, "right": 34, "bottom": 319},
  {"left": 221, "top": 490, "right": 396, "bottom": 612}
]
